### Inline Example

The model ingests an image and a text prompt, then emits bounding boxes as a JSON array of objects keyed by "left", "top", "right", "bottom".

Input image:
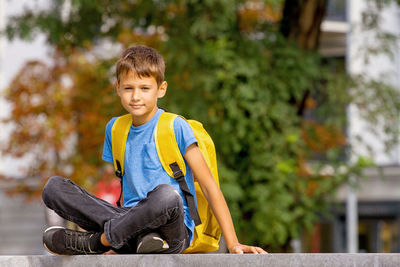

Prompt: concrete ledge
[{"left": 1, "top": 254, "right": 400, "bottom": 267}]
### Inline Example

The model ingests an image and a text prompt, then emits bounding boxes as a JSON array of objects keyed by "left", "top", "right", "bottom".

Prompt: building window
[{"left": 325, "top": 0, "right": 346, "bottom": 22}]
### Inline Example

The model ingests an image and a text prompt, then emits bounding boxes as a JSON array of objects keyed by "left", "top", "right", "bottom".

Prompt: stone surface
[{"left": 1, "top": 254, "right": 400, "bottom": 267}]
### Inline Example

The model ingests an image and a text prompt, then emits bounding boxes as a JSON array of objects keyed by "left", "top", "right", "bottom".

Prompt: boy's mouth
[{"left": 130, "top": 104, "right": 144, "bottom": 109}]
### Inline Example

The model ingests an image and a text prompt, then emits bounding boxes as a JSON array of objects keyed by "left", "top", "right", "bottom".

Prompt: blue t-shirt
[{"left": 102, "top": 109, "right": 197, "bottom": 244}]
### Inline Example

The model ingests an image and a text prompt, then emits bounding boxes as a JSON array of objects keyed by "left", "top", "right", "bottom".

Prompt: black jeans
[{"left": 42, "top": 176, "right": 190, "bottom": 254}]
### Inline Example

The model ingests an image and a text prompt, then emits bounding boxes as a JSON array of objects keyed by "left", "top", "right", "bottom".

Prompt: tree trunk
[
  {"left": 280, "top": 0, "right": 327, "bottom": 50},
  {"left": 280, "top": 0, "right": 327, "bottom": 116}
]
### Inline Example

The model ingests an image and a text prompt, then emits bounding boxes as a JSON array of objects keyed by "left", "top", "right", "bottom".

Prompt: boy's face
[{"left": 116, "top": 71, "right": 167, "bottom": 126}]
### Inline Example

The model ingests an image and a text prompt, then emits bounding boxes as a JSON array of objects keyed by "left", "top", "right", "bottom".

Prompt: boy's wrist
[
  {"left": 228, "top": 243, "right": 243, "bottom": 253},
  {"left": 227, "top": 240, "right": 240, "bottom": 251}
]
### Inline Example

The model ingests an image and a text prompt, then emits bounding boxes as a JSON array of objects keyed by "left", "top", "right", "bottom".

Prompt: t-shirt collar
[{"left": 131, "top": 108, "right": 164, "bottom": 132}]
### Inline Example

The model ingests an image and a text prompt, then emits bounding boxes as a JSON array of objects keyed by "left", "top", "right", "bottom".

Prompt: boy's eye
[
  {"left": 124, "top": 87, "right": 132, "bottom": 90},
  {"left": 142, "top": 87, "right": 149, "bottom": 90}
]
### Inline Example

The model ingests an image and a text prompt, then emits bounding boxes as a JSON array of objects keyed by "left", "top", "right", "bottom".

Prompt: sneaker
[
  {"left": 136, "top": 232, "right": 169, "bottom": 254},
  {"left": 43, "top": 226, "right": 109, "bottom": 255}
]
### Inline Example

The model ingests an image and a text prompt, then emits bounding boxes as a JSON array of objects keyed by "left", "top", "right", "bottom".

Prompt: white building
[{"left": 308, "top": 0, "right": 400, "bottom": 253}]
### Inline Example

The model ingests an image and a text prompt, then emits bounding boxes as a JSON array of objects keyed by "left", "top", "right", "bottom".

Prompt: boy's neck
[{"left": 131, "top": 107, "right": 159, "bottom": 127}]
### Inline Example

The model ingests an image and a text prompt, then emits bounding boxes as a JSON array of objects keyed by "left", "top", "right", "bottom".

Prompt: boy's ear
[
  {"left": 158, "top": 81, "right": 167, "bottom": 98},
  {"left": 115, "top": 80, "right": 121, "bottom": 96}
]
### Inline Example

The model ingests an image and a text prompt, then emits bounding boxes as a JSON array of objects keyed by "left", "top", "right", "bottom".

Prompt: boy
[{"left": 42, "top": 45, "right": 266, "bottom": 255}]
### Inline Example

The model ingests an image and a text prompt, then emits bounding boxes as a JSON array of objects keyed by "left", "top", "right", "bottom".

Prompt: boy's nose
[{"left": 131, "top": 89, "right": 140, "bottom": 101}]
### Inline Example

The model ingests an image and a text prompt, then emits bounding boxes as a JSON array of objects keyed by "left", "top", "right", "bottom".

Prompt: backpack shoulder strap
[
  {"left": 111, "top": 114, "right": 132, "bottom": 179},
  {"left": 155, "top": 112, "right": 186, "bottom": 177},
  {"left": 155, "top": 112, "right": 201, "bottom": 226}
]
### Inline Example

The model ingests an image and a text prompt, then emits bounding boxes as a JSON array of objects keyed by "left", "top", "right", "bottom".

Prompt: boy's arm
[{"left": 184, "top": 143, "right": 267, "bottom": 254}]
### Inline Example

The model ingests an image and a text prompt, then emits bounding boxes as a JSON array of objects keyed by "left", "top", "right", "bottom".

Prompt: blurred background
[{"left": 0, "top": 0, "right": 399, "bottom": 254}]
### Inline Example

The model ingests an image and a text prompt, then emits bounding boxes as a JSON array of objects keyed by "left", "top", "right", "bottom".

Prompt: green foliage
[{"left": 3, "top": 0, "right": 400, "bottom": 250}]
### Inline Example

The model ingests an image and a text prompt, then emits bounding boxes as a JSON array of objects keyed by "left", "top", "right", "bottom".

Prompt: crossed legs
[{"left": 42, "top": 176, "right": 189, "bottom": 254}]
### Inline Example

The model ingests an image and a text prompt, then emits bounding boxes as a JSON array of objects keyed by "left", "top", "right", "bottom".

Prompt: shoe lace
[{"left": 65, "top": 230, "right": 95, "bottom": 254}]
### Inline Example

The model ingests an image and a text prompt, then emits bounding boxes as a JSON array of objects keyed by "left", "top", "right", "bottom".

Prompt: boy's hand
[{"left": 229, "top": 243, "right": 267, "bottom": 254}]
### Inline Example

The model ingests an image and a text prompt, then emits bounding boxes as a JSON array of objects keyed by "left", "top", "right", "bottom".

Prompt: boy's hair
[{"left": 116, "top": 45, "right": 165, "bottom": 86}]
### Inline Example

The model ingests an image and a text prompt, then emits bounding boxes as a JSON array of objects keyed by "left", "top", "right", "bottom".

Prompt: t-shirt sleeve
[
  {"left": 102, "top": 117, "right": 118, "bottom": 164},
  {"left": 173, "top": 117, "right": 198, "bottom": 157}
]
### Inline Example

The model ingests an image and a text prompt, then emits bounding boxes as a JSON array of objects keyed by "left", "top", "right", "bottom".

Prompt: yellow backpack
[{"left": 111, "top": 112, "right": 221, "bottom": 253}]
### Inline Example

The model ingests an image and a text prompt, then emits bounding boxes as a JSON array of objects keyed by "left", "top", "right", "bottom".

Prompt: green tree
[{"left": 2, "top": 0, "right": 399, "bottom": 250}]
